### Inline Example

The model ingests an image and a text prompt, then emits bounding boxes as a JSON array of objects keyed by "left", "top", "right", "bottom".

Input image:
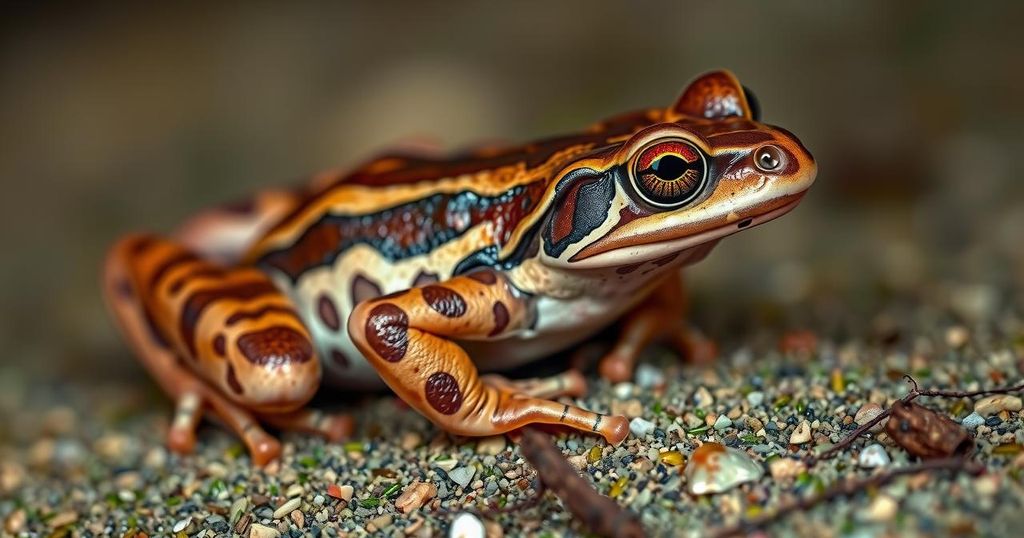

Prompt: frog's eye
[
  {"left": 631, "top": 139, "right": 708, "bottom": 209},
  {"left": 754, "top": 145, "right": 784, "bottom": 172}
]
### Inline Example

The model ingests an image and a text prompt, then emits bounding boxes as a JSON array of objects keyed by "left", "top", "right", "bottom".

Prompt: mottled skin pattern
[{"left": 103, "top": 70, "right": 816, "bottom": 464}]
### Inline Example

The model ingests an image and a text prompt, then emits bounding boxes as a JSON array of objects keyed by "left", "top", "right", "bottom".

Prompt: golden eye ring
[
  {"left": 754, "top": 145, "right": 784, "bottom": 172},
  {"left": 630, "top": 139, "right": 708, "bottom": 209}
]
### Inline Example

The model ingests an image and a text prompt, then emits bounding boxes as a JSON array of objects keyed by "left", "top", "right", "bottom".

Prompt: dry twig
[
  {"left": 711, "top": 457, "right": 984, "bottom": 538},
  {"left": 519, "top": 428, "right": 645, "bottom": 538}
]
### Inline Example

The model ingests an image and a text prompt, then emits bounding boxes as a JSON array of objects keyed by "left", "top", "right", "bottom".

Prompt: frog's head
[{"left": 539, "top": 70, "right": 816, "bottom": 271}]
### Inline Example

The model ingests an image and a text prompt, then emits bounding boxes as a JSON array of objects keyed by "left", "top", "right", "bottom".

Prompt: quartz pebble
[
  {"left": 693, "top": 386, "right": 714, "bottom": 407},
  {"left": 273, "top": 497, "right": 301, "bottom": 519},
  {"left": 249, "top": 523, "right": 281, "bottom": 538},
  {"left": 861, "top": 494, "right": 898, "bottom": 522},
  {"left": 629, "top": 417, "right": 656, "bottom": 438},
  {"left": 713, "top": 414, "right": 733, "bottom": 430},
  {"left": 449, "top": 511, "right": 486, "bottom": 538},
  {"left": 634, "top": 364, "right": 665, "bottom": 388},
  {"left": 857, "top": 444, "right": 891, "bottom": 468},
  {"left": 790, "top": 421, "right": 812, "bottom": 444},
  {"left": 685, "top": 442, "right": 764, "bottom": 495},
  {"left": 768, "top": 458, "right": 805, "bottom": 480},
  {"left": 961, "top": 412, "right": 985, "bottom": 428},
  {"left": 746, "top": 391, "right": 765, "bottom": 407},
  {"left": 974, "top": 395, "right": 1022, "bottom": 417},
  {"left": 447, "top": 466, "right": 476, "bottom": 488}
]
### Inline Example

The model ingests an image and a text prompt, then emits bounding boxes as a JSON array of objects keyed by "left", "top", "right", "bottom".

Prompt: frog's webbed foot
[
  {"left": 597, "top": 273, "right": 718, "bottom": 383},
  {"left": 349, "top": 270, "right": 629, "bottom": 445}
]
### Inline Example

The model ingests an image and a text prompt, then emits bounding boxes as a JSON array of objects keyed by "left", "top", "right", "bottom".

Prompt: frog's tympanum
[{"left": 104, "top": 70, "right": 816, "bottom": 464}]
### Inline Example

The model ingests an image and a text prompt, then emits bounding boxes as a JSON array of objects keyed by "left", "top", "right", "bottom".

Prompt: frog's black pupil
[{"left": 651, "top": 155, "right": 687, "bottom": 180}]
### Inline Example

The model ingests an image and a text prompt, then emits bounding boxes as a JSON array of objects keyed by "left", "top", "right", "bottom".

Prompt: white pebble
[
  {"left": 713, "top": 415, "right": 733, "bottom": 431},
  {"left": 961, "top": 412, "right": 984, "bottom": 428},
  {"left": 629, "top": 417, "right": 656, "bottom": 438},
  {"left": 745, "top": 391, "right": 765, "bottom": 407},
  {"left": 447, "top": 466, "right": 476, "bottom": 489},
  {"left": 857, "top": 444, "right": 891, "bottom": 468},
  {"left": 634, "top": 364, "right": 665, "bottom": 388},
  {"left": 172, "top": 517, "right": 193, "bottom": 534},
  {"left": 861, "top": 494, "right": 898, "bottom": 522},
  {"left": 273, "top": 497, "right": 301, "bottom": 519},
  {"left": 448, "top": 511, "right": 485, "bottom": 538},
  {"left": 693, "top": 386, "right": 714, "bottom": 407},
  {"left": 613, "top": 382, "right": 635, "bottom": 399},
  {"left": 789, "top": 421, "right": 812, "bottom": 444},
  {"left": 974, "top": 395, "right": 1022, "bottom": 417},
  {"left": 249, "top": 523, "right": 281, "bottom": 538}
]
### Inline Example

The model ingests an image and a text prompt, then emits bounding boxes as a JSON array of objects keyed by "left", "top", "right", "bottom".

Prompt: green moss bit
[
  {"left": 741, "top": 434, "right": 758, "bottom": 444},
  {"left": 830, "top": 369, "right": 845, "bottom": 394},
  {"left": 360, "top": 497, "right": 380, "bottom": 509},
  {"left": 381, "top": 483, "right": 401, "bottom": 498},
  {"left": 225, "top": 443, "right": 245, "bottom": 460},
  {"left": 587, "top": 445, "right": 603, "bottom": 464},
  {"left": 165, "top": 496, "right": 183, "bottom": 507},
  {"left": 796, "top": 400, "right": 806, "bottom": 414},
  {"left": 694, "top": 408, "right": 707, "bottom": 419},
  {"left": 652, "top": 401, "right": 664, "bottom": 415},
  {"left": 208, "top": 478, "right": 227, "bottom": 497},
  {"left": 773, "top": 395, "right": 792, "bottom": 409},
  {"left": 686, "top": 425, "right": 710, "bottom": 436},
  {"left": 343, "top": 441, "right": 365, "bottom": 452},
  {"left": 299, "top": 455, "right": 317, "bottom": 468}
]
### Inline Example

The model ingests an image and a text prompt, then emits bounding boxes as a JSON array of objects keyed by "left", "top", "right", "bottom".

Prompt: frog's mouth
[{"left": 566, "top": 194, "right": 805, "bottom": 269}]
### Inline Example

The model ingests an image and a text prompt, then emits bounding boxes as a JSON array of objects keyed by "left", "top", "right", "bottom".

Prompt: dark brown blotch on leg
[
  {"left": 489, "top": 301, "right": 510, "bottom": 336},
  {"left": 365, "top": 303, "right": 409, "bottom": 362},
  {"left": 226, "top": 363, "right": 245, "bottom": 395},
  {"left": 317, "top": 293, "right": 341, "bottom": 331},
  {"left": 236, "top": 326, "right": 313, "bottom": 366},
  {"left": 425, "top": 372, "right": 462, "bottom": 415},
  {"left": 213, "top": 334, "right": 226, "bottom": 356},
  {"left": 421, "top": 285, "right": 467, "bottom": 318},
  {"left": 330, "top": 349, "right": 350, "bottom": 368}
]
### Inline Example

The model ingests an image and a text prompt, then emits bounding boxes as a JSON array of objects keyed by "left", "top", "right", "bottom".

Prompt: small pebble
[
  {"left": 396, "top": 481, "right": 437, "bottom": 513},
  {"left": 790, "top": 421, "right": 812, "bottom": 444},
  {"left": 854, "top": 402, "right": 884, "bottom": 430},
  {"left": 249, "top": 523, "right": 281, "bottom": 538},
  {"left": 974, "top": 395, "right": 1022, "bottom": 417},
  {"left": 634, "top": 364, "right": 665, "bottom": 388},
  {"left": 449, "top": 511, "right": 485, "bottom": 538},
  {"left": 713, "top": 414, "right": 733, "bottom": 431},
  {"left": 857, "top": 444, "right": 891, "bottom": 468},
  {"left": 768, "top": 458, "right": 805, "bottom": 480},
  {"left": 476, "top": 436, "right": 506, "bottom": 455},
  {"left": 861, "top": 494, "right": 898, "bottom": 522},
  {"left": 746, "top": 391, "right": 765, "bottom": 407},
  {"left": 273, "top": 497, "right": 301, "bottom": 519},
  {"left": 629, "top": 417, "right": 656, "bottom": 438},
  {"left": 945, "top": 326, "right": 970, "bottom": 348},
  {"left": 962, "top": 412, "right": 984, "bottom": 428},
  {"left": 447, "top": 466, "right": 476, "bottom": 488},
  {"left": 172, "top": 517, "right": 194, "bottom": 534},
  {"left": 685, "top": 442, "right": 763, "bottom": 495},
  {"left": 693, "top": 386, "right": 714, "bottom": 407}
]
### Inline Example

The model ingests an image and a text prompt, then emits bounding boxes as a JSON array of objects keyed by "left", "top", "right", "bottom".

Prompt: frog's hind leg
[
  {"left": 103, "top": 234, "right": 349, "bottom": 465},
  {"left": 348, "top": 270, "right": 629, "bottom": 444},
  {"left": 598, "top": 273, "right": 717, "bottom": 383}
]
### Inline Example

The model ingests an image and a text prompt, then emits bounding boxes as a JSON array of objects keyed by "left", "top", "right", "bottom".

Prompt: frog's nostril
[{"left": 737, "top": 218, "right": 753, "bottom": 229}]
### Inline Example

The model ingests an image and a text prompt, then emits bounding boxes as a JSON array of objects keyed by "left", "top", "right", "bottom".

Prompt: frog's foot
[
  {"left": 175, "top": 189, "right": 301, "bottom": 264},
  {"left": 481, "top": 369, "right": 587, "bottom": 399},
  {"left": 259, "top": 409, "right": 354, "bottom": 443},
  {"left": 598, "top": 273, "right": 718, "bottom": 382},
  {"left": 349, "top": 270, "right": 629, "bottom": 445}
]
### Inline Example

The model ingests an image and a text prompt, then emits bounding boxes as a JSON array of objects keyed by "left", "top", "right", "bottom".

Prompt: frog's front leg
[
  {"left": 348, "top": 270, "right": 629, "bottom": 444},
  {"left": 103, "top": 234, "right": 352, "bottom": 465},
  {"left": 598, "top": 273, "right": 717, "bottom": 382}
]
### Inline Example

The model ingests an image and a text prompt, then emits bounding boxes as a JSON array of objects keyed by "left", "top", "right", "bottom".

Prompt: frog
[{"left": 103, "top": 70, "right": 816, "bottom": 465}]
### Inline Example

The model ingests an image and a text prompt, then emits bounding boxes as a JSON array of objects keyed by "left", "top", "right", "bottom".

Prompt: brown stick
[
  {"left": 519, "top": 428, "right": 645, "bottom": 538},
  {"left": 805, "top": 375, "right": 1024, "bottom": 466},
  {"left": 711, "top": 457, "right": 984, "bottom": 538}
]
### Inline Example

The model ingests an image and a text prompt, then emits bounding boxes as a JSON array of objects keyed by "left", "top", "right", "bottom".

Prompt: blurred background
[{"left": 1, "top": 1, "right": 1022, "bottom": 383}]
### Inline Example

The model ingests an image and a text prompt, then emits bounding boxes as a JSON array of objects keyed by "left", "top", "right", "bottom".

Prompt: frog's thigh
[
  {"left": 598, "top": 273, "right": 716, "bottom": 382},
  {"left": 348, "top": 270, "right": 628, "bottom": 444}
]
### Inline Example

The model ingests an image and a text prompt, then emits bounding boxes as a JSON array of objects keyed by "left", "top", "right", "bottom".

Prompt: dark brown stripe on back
[
  {"left": 178, "top": 280, "right": 279, "bottom": 357},
  {"left": 148, "top": 251, "right": 201, "bottom": 291}
]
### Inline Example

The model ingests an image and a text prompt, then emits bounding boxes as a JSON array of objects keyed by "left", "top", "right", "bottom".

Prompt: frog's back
[{"left": 238, "top": 110, "right": 661, "bottom": 385}]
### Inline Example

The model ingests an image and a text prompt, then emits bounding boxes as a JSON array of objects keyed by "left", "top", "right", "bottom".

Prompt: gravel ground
[{"left": 2, "top": 282, "right": 1024, "bottom": 538}]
